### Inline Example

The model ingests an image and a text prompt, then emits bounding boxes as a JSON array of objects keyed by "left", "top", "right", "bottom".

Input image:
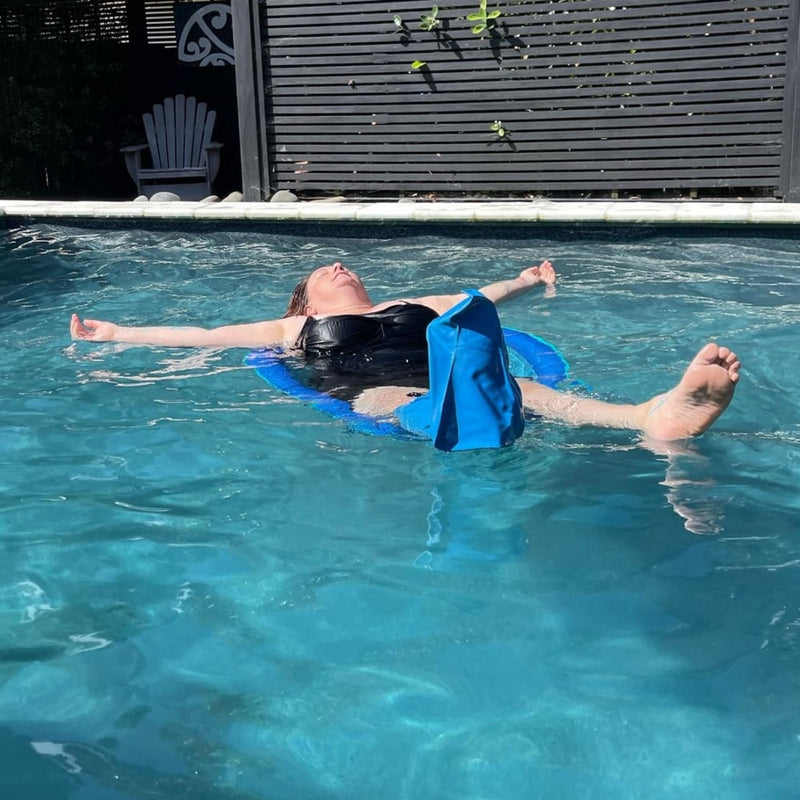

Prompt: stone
[
  {"left": 200, "top": 195, "right": 221, "bottom": 204},
  {"left": 269, "top": 190, "right": 298, "bottom": 203},
  {"left": 149, "top": 191, "right": 181, "bottom": 202},
  {"left": 222, "top": 191, "right": 244, "bottom": 203}
]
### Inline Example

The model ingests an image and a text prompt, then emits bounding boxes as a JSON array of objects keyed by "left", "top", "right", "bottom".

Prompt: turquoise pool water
[{"left": 1, "top": 221, "right": 799, "bottom": 799}]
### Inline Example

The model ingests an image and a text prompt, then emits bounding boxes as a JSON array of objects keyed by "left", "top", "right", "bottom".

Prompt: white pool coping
[{"left": 3, "top": 198, "right": 800, "bottom": 225}]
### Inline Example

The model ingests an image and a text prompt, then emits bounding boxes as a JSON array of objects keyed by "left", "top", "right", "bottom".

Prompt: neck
[
  {"left": 316, "top": 301, "right": 374, "bottom": 316},
  {"left": 311, "top": 291, "right": 376, "bottom": 316}
]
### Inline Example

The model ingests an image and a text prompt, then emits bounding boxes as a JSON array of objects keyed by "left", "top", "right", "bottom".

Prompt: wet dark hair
[{"left": 283, "top": 276, "right": 310, "bottom": 317}]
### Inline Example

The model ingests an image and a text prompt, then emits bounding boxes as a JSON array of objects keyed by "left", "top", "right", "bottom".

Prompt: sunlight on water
[{"left": 1, "top": 221, "right": 800, "bottom": 799}]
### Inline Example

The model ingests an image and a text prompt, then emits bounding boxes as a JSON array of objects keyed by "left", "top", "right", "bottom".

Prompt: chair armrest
[
  {"left": 205, "top": 142, "right": 224, "bottom": 182},
  {"left": 121, "top": 144, "right": 149, "bottom": 183}
]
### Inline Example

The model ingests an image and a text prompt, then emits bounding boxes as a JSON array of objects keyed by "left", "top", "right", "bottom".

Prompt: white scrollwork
[{"left": 177, "top": 3, "right": 235, "bottom": 67}]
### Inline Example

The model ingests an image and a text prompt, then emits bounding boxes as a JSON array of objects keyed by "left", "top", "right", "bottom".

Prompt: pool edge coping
[{"left": 3, "top": 198, "right": 800, "bottom": 225}]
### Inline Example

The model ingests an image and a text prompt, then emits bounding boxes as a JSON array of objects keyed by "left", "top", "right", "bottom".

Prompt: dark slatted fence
[{"left": 260, "top": 0, "right": 793, "bottom": 197}]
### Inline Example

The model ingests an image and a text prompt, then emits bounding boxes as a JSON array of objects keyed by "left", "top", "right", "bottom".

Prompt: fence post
[
  {"left": 232, "top": 0, "right": 269, "bottom": 200},
  {"left": 124, "top": 0, "right": 147, "bottom": 50},
  {"left": 781, "top": 0, "right": 800, "bottom": 201}
]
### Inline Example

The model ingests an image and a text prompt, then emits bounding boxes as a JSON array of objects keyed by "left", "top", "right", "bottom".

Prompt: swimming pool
[{"left": 1, "top": 220, "right": 799, "bottom": 799}]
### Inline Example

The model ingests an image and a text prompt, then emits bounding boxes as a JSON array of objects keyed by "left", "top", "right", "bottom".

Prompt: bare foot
[{"left": 640, "top": 343, "right": 740, "bottom": 440}]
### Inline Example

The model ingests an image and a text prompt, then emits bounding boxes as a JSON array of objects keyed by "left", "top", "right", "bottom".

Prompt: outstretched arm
[
  {"left": 478, "top": 260, "right": 556, "bottom": 305},
  {"left": 409, "top": 260, "right": 557, "bottom": 315},
  {"left": 69, "top": 313, "right": 305, "bottom": 349}
]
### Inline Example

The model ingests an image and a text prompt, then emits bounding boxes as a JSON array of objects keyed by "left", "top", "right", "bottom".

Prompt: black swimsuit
[{"left": 294, "top": 303, "right": 438, "bottom": 400}]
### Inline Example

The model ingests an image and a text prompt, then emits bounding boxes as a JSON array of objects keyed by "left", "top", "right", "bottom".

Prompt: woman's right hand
[{"left": 70, "top": 314, "right": 118, "bottom": 342}]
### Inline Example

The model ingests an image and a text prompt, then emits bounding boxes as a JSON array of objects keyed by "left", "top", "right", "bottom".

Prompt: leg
[
  {"left": 352, "top": 385, "right": 424, "bottom": 416},
  {"left": 354, "top": 343, "right": 739, "bottom": 441},
  {"left": 519, "top": 342, "right": 740, "bottom": 440}
]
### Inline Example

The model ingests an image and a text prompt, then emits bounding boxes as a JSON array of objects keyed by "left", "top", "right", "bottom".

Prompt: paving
[{"left": 3, "top": 198, "right": 800, "bottom": 226}]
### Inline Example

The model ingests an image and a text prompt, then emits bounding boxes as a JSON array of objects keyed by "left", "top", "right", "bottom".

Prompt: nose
[{"left": 332, "top": 261, "right": 344, "bottom": 272}]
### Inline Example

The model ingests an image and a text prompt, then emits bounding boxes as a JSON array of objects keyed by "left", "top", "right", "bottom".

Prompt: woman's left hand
[{"left": 519, "top": 260, "right": 556, "bottom": 287}]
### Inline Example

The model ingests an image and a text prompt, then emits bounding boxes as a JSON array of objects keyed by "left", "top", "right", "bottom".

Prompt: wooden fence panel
[{"left": 260, "top": 0, "right": 792, "bottom": 197}]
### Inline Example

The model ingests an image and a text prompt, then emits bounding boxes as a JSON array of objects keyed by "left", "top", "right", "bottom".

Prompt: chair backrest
[{"left": 142, "top": 95, "right": 216, "bottom": 169}]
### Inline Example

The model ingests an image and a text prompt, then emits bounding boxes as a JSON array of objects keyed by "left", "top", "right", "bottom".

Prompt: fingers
[
  {"left": 70, "top": 314, "right": 98, "bottom": 340},
  {"left": 539, "top": 260, "right": 556, "bottom": 284},
  {"left": 522, "top": 260, "right": 557, "bottom": 286},
  {"left": 70, "top": 313, "right": 84, "bottom": 339}
]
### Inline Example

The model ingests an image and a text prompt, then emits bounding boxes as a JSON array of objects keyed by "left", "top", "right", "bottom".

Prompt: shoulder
[
  {"left": 279, "top": 315, "right": 309, "bottom": 343},
  {"left": 364, "top": 299, "right": 444, "bottom": 317},
  {"left": 398, "top": 293, "right": 469, "bottom": 315},
  {"left": 244, "top": 315, "right": 307, "bottom": 347}
]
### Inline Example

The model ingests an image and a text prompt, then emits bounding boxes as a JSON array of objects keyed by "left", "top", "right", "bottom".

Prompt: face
[{"left": 304, "top": 262, "right": 368, "bottom": 313}]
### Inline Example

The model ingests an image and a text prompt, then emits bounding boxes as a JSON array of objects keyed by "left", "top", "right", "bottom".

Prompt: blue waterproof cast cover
[{"left": 396, "top": 290, "right": 524, "bottom": 451}]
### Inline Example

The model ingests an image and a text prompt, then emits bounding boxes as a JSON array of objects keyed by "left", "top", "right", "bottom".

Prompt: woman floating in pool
[{"left": 70, "top": 260, "right": 740, "bottom": 442}]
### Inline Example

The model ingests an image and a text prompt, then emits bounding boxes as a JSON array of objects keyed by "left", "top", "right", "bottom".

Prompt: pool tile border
[{"left": 3, "top": 199, "right": 800, "bottom": 225}]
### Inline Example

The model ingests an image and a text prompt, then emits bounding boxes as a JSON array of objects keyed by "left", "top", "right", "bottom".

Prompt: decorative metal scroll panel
[
  {"left": 177, "top": 2, "right": 234, "bottom": 66},
  {"left": 260, "top": 0, "right": 792, "bottom": 197}
]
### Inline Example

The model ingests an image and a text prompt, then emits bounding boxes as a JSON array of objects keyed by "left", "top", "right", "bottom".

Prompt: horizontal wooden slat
[
  {"left": 269, "top": 79, "right": 785, "bottom": 105},
  {"left": 268, "top": 32, "right": 789, "bottom": 63},
  {"left": 274, "top": 142, "right": 782, "bottom": 158},
  {"left": 266, "top": 15, "right": 788, "bottom": 43},
  {"left": 273, "top": 114, "right": 782, "bottom": 130},
  {"left": 275, "top": 153, "right": 782, "bottom": 177},
  {"left": 278, "top": 153, "right": 783, "bottom": 167},
  {"left": 271, "top": 99, "right": 784, "bottom": 120},
  {"left": 271, "top": 108, "right": 784, "bottom": 130},
  {"left": 277, "top": 175, "right": 781, "bottom": 190},
  {"left": 264, "top": 0, "right": 788, "bottom": 22},
  {"left": 262, "top": 3, "right": 789, "bottom": 32},
  {"left": 275, "top": 176, "right": 780, "bottom": 190},
  {"left": 267, "top": 42, "right": 788, "bottom": 72},
  {"left": 268, "top": 58, "right": 787, "bottom": 83}
]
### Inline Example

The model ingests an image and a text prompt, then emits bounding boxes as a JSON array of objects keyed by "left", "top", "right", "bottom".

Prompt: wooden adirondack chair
[{"left": 121, "top": 95, "right": 223, "bottom": 200}]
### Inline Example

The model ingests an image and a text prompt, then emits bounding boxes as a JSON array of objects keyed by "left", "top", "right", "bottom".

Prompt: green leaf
[
  {"left": 419, "top": 11, "right": 440, "bottom": 31},
  {"left": 488, "top": 9, "right": 501, "bottom": 18},
  {"left": 472, "top": 23, "right": 486, "bottom": 33},
  {"left": 393, "top": 14, "right": 403, "bottom": 27},
  {"left": 466, "top": 12, "right": 482, "bottom": 20},
  {"left": 411, "top": 60, "right": 428, "bottom": 69},
  {"left": 419, "top": 5, "right": 439, "bottom": 29}
]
